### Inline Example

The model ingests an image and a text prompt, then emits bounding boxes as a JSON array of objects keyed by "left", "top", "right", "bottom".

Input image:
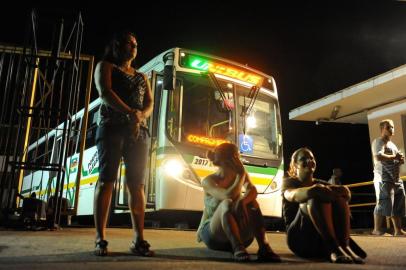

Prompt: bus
[{"left": 20, "top": 48, "right": 284, "bottom": 220}]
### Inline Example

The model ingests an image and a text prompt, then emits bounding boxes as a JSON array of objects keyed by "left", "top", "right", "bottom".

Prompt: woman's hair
[
  {"left": 103, "top": 30, "right": 136, "bottom": 65},
  {"left": 287, "top": 147, "right": 312, "bottom": 178},
  {"left": 206, "top": 143, "right": 239, "bottom": 166}
]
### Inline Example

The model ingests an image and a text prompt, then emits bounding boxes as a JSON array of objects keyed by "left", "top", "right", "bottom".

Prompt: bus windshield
[
  {"left": 172, "top": 73, "right": 233, "bottom": 145},
  {"left": 166, "top": 72, "right": 281, "bottom": 160},
  {"left": 236, "top": 85, "right": 281, "bottom": 160}
]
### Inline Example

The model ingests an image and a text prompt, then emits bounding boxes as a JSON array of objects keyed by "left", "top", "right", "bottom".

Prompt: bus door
[
  {"left": 113, "top": 71, "right": 163, "bottom": 211},
  {"left": 145, "top": 71, "right": 163, "bottom": 209}
]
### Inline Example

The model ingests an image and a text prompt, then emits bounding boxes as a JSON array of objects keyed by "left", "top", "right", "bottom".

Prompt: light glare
[
  {"left": 247, "top": 115, "right": 257, "bottom": 128},
  {"left": 163, "top": 159, "right": 184, "bottom": 177}
]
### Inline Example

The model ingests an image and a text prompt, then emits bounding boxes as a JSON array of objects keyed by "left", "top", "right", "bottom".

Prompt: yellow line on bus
[
  {"left": 32, "top": 175, "right": 99, "bottom": 197},
  {"left": 193, "top": 168, "right": 274, "bottom": 186}
]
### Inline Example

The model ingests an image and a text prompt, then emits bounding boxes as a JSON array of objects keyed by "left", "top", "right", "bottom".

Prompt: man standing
[
  {"left": 328, "top": 168, "right": 343, "bottom": 185},
  {"left": 371, "top": 119, "right": 405, "bottom": 236}
]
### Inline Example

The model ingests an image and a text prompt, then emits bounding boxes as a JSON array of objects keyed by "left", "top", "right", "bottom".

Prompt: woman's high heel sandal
[
  {"left": 129, "top": 240, "right": 154, "bottom": 257},
  {"left": 94, "top": 240, "right": 108, "bottom": 256}
]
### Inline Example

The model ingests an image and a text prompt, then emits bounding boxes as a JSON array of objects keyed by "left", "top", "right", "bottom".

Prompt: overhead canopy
[{"left": 289, "top": 64, "right": 406, "bottom": 124}]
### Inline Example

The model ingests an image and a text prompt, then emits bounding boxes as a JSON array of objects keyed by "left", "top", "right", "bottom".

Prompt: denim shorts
[
  {"left": 374, "top": 180, "right": 406, "bottom": 217},
  {"left": 199, "top": 221, "right": 253, "bottom": 252},
  {"left": 96, "top": 124, "right": 149, "bottom": 185},
  {"left": 199, "top": 222, "right": 233, "bottom": 251}
]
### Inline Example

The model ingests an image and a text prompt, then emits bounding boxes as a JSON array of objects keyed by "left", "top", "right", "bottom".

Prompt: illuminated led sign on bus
[
  {"left": 181, "top": 54, "right": 263, "bottom": 86},
  {"left": 187, "top": 134, "right": 229, "bottom": 147}
]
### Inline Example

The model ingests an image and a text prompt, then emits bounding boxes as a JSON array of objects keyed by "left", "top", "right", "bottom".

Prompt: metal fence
[{"left": 0, "top": 10, "right": 94, "bottom": 228}]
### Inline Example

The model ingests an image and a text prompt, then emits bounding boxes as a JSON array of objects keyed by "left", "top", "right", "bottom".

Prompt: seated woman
[
  {"left": 282, "top": 147, "right": 367, "bottom": 264},
  {"left": 197, "top": 143, "right": 281, "bottom": 262}
]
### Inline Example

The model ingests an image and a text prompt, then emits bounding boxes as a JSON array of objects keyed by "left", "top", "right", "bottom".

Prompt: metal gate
[{"left": 0, "top": 10, "right": 94, "bottom": 228}]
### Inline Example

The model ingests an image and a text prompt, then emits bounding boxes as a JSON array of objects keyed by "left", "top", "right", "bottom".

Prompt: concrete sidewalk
[{"left": 0, "top": 227, "right": 405, "bottom": 270}]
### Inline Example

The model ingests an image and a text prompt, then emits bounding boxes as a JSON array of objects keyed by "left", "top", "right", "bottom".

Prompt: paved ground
[{"left": 0, "top": 227, "right": 405, "bottom": 270}]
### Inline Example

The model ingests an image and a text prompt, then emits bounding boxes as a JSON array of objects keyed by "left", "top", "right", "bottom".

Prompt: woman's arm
[
  {"left": 94, "top": 61, "right": 133, "bottom": 114},
  {"left": 202, "top": 172, "right": 246, "bottom": 201},
  {"left": 239, "top": 174, "right": 257, "bottom": 204},
  {"left": 132, "top": 73, "right": 154, "bottom": 123},
  {"left": 140, "top": 73, "right": 154, "bottom": 119},
  {"left": 284, "top": 184, "right": 336, "bottom": 203},
  {"left": 329, "top": 185, "right": 351, "bottom": 201}
]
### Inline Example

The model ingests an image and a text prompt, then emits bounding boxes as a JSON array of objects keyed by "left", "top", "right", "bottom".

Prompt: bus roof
[
  {"left": 140, "top": 47, "right": 275, "bottom": 81},
  {"left": 289, "top": 64, "right": 406, "bottom": 124}
]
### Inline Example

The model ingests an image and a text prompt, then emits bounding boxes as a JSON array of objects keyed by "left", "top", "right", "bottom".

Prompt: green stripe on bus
[
  {"left": 245, "top": 166, "right": 278, "bottom": 175},
  {"left": 183, "top": 154, "right": 194, "bottom": 163}
]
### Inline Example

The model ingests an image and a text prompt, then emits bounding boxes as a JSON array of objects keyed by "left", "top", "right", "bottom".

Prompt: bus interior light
[{"left": 247, "top": 115, "right": 257, "bottom": 128}]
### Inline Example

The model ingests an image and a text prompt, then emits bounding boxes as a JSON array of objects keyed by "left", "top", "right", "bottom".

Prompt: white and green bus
[{"left": 20, "top": 48, "right": 284, "bottom": 219}]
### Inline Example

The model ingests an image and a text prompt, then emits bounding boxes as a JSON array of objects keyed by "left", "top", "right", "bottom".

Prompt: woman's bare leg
[
  {"left": 301, "top": 198, "right": 352, "bottom": 263},
  {"left": 244, "top": 200, "right": 281, "bottom": 262},
  {"left": 245, "top": 200, "right": 268, "bottom": 249},
  {"left": 331, "top": 196, "right": 364, "bottom": 263},
  {"left": 331, "top": 196, "right": 350, "bottom": 247},
  {"left": 210, "top": 199, "right": 244, "bottom": 251},
  {"left": 126, "top": 183, "right": 146, "bottom": 242},
  {"left": 94, "top": 181, "right": 114, "bottom": 242}
]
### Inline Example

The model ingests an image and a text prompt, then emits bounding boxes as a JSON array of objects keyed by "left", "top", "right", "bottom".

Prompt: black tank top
[{"left": 98, "top": 64, "right": 147, "bottom": 126}]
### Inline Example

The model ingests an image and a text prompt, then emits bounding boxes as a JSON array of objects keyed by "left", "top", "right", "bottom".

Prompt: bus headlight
[{"left": 163, "top": 159, "right": 184, "bottom": 177}]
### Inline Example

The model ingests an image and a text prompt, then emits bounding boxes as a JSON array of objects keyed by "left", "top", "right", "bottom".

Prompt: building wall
[{"left": 367, "top": 99, "right": 406, "bottom": 176}]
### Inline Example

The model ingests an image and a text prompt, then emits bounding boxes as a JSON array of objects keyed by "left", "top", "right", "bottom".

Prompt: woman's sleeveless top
[{"left": 98, "top": 64, "right": 147, "bottom": 126}]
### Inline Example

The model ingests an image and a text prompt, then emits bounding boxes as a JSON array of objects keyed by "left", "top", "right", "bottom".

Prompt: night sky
[{"left": 2, "top": 1, "right": 406, "bottom": 183}]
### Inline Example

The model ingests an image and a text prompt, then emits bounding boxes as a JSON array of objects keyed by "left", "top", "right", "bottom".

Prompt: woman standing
[{"left": 93, "top": 30, "right": 154, "bottom": 256}]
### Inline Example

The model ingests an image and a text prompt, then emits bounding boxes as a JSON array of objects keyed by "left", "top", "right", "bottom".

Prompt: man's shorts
[
  {"left": 96, "top": 124, "right": 149, "bottom": 185},
  {"left": 374, "top": 180, "right": 406, "bottom": 217}
]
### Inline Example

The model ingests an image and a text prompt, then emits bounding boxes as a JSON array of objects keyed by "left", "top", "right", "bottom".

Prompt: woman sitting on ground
[
  {"left": 282, "top": 147, "right": 367, "bottom": 264},
  {"left": 197, "top": 143, "right": 281, "bottom": 262}
]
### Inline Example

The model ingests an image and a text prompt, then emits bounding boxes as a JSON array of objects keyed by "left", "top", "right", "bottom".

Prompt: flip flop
[
  {"left": 349, "top": 237, "right": 367, "bottom": 259},
  {"left": 257, "top": 245, "right": 282, "bottom": 263},
  {"left": 330, "top": 252, "right": 353, "bottom": 264},
  {"left": 233, "top": 250, "right": 250, "bottom": 262}
]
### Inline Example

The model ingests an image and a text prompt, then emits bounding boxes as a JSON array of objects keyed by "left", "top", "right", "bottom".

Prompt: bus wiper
[
  {"left": 246, "top": 85, "right": 260, "bottom": 115},
  {"left": 207, "top": 72, "right": 234, "bottom": 134},
  {"left": 208, "top": 72, "right": 232, "bottom": 111},
  {"left": 241, "top": 85, "right": 260, "bottom": 134}
]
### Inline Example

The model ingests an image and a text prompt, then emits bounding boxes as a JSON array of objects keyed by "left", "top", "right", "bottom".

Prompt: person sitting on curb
[
  {"left": 197, "top": 143, "right": 281, "bottom": 263},
  {"left": 282, "top": 147, "right": 367, "bottom": 264}
]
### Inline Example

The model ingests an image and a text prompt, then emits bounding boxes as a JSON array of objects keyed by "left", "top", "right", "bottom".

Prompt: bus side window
[
  {"left": 67, "top": 120, "right": 80, "bottom": 156},
  {"left": 167, "top": 80, "right": 182, "bottom": 142},
  {"left": 85, "top": 108, "right": 98, "bottom": 148}
]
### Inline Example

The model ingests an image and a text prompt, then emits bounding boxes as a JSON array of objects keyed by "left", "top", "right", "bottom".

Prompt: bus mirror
[
  {"left": 163, "top": 65, "right": 175, "bottom": 91},
  {"left": 163, "top": 52, "right": 175, "bottom": 91}
]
